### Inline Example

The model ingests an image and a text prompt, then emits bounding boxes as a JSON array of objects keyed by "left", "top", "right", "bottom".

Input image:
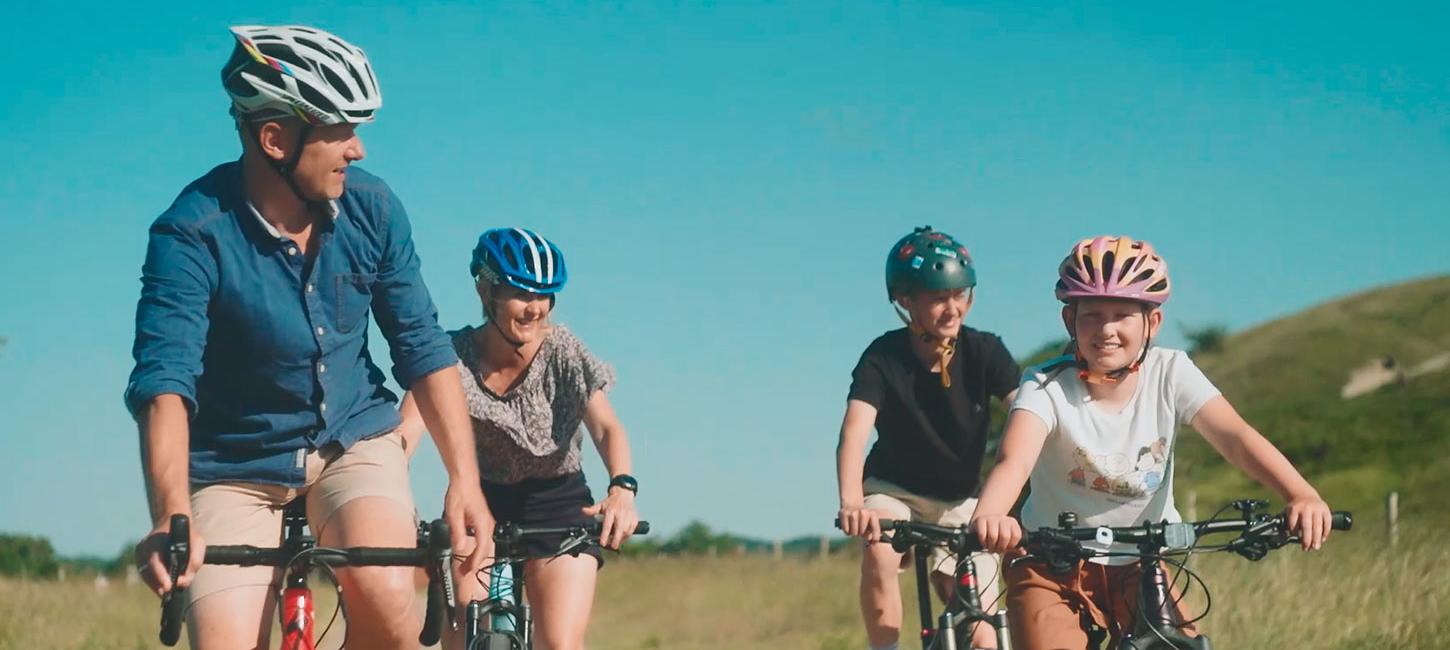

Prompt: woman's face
[
  {"left": 480, "top": 281, "right": 553, "bottom": 344},
  {"left": 898, "top": 288, "right": 972, "bottom": 339},
  {"left": 1065, "top": 298, "right": 1163, "bottom": 372}
]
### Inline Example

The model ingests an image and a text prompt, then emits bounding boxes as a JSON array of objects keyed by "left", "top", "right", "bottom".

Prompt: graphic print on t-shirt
[{"left": 1068, "top": 436, "right": 1169, "bottom": 499}]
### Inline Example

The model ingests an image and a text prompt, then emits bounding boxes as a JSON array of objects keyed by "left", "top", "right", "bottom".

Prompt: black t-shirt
[{"left": 848, "top": 326, "right": 1020, "bottom": 501}]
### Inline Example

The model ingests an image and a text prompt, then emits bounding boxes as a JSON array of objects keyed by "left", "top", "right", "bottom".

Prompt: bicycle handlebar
[
  {"left": 494, "top": 520, "right": 651, "bottom": 543},
  {"left": 834, "top": 507, "right": 1354, "bottom": 558},
  {"left": 158, "top": 513, "right": 455, "bottom": 647}
]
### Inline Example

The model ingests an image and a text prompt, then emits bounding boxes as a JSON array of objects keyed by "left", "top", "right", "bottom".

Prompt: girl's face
[
  {"left": 479, "top": 282, "right": 553, "bottom": 344},
  {"left": 898, "top": 288, "right": 973, "bottom": 339},
  {"left": 1064, "top": 298, "right": 1163, "bottom": 372}
]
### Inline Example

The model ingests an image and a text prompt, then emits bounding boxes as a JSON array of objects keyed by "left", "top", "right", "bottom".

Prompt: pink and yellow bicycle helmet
[{"left": 1055, "top": 236, "right": 1171, "bottom": 305}]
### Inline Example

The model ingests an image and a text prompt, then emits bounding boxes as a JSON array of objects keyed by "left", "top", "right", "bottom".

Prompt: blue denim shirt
[{"left": 124, "top": 162, "right": 457, "bottom": 486}]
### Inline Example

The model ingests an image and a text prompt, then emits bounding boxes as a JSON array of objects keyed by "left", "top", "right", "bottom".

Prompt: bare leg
[
  {"left": 861, "top": 541, "right": 905, "bottom": 648},
  {"left": 315, "top": 496, "right": 421, "bottom": 650},
  {"left": 522, "top": 554, "right": 598, "bottom": 650}
]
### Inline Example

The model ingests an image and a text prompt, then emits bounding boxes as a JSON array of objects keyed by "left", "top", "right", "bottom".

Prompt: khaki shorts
[
  {"left": 186, "top": 430, "right": 415, "bottom": 604},
  {"left": 862, "top": 477, "right": 1003, "bottom": 608}
]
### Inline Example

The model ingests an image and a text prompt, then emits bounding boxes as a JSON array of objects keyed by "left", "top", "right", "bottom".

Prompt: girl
[
  {"left": 400, "top": 227, "right": 641, "bottom": 650},
  {"left": 970, "top": 236, "right": 1331, "bottom": 649}
]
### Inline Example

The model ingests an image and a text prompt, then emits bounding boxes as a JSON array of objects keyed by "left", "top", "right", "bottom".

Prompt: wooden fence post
[{"left": 1387, "top": 491, "right": 1399, "bottom": 547}]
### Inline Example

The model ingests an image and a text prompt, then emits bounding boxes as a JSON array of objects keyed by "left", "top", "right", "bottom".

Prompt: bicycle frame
[
  {"left": 278, "top": 503, "right": 318, "bottom": 650},
  {"left": 466, "top": 560, "right": 531, "bottom": 650}
]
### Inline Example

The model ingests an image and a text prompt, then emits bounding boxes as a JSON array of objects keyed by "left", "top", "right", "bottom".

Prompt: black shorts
[{"left": 482, "top": 472, "right": 603, "bottom": 567}]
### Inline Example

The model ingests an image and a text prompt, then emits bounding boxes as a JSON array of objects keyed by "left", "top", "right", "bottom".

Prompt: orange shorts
[
  {"left": 1005, "top": 550, "right": 1199, "bottom": 650},
  {"left": 185, "top": 430, "right": 415, "bottom": 605}
]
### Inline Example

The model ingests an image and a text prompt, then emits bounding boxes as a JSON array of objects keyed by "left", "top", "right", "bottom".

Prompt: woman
[{"left": 400, "top": 227, "right": 641, "bottom": 650}]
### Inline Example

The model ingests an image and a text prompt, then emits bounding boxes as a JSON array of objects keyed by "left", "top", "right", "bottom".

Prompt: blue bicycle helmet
[{"left": 470, "top": 228, "right": 568, "bottom": 294}]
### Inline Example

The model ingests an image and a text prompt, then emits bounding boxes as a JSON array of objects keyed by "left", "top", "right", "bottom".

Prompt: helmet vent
[
  {"left": 298, "top": 83, "right": 339, "bottom": 114},
  {"left": 259, "top": 44, "right": 309, "bottom": 72},
  {"left": 1101, "top": 252, "right": 1116, "bottom": 285},
  {"left": 319, "top": 66, "right": 354, "bottom": 102},
  {"left": 1148, "top": 279, "right": 1168, "bottom": 293}
]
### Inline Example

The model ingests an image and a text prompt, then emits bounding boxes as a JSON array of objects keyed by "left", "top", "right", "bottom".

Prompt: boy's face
[
  {"left": 1064, "top": 298, "right": 1163, "bottom": 372},
  {"left": 898, "top": 288, "right": 972, "bottom": 339}
]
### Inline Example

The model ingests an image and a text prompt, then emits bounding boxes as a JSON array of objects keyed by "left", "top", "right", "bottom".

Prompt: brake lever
[{"left": 554, "top": 530, "right": 591, "bottom": 558}]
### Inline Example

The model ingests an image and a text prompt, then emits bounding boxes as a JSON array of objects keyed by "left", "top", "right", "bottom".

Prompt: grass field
[{"left": 4, "top": 521, "right": 1446, "bottom": 650}]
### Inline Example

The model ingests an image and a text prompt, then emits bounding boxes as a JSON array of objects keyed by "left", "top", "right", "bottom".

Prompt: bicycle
[
  {"left": 157, "top": 499, "right": 458, "bottom": 649},
  {"left": 464, "top": 519, "right": 650, "bottom": 650},
  {"left": 1013, "top": 499, "right": 1354, "bottom": 650},
  {"left": 838, "top": 516, "right": 1012, "bottom": 650}
]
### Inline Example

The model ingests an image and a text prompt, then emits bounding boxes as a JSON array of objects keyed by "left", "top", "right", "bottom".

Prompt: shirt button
[
  {"left": 320, "top": 402, "right": 328, "bottom": 413},
  {"left": 315, "top": 326, "right": 325, "bottom": 337},
  {"left": 287, "top": 247, "right": 298, "bottom": 256},
  {"left": 306, "top": 283, "right": 315, "bottom": 293},
  {"left": 318, "top": 363, "right": 327, "bottom": 374}
]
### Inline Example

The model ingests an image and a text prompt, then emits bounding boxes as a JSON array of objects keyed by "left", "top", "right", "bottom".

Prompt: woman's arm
[
  {"left": 581, "top": 390, "right": 638, "bottom": 549},
  {"left": 836, "top": 399, "right": 879, "bottom": 539},
  {"left": 1190, "top": 396, "right": 1331, "bottom": 550}
]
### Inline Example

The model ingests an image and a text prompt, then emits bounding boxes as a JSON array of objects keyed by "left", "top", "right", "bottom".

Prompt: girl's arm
[
  {"left": 972, "top": 409, "right": 1050, "bottom": 552},
  {"left": 581, "top": 390, "right": 638, "bottom": 549},
  {"left": 1190, "top": 395, "right": 1332, "bottom": 550},
  {"left": 836, "top": 399, "right": 880, "bottom": 539}
]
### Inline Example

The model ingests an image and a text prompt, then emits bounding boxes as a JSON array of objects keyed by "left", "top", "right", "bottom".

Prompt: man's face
[{"left": 289, "top": 123, "right": 365, "bottom": 201}]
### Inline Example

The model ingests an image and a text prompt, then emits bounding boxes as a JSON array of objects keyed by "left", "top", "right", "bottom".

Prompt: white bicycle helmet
[{"left": 222, "top": 25, "right": 381, "bottom": 125}]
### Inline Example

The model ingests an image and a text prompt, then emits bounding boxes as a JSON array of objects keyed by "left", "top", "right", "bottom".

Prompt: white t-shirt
[{"left": 1012, "top": 347, "right": 1221, "bottom": 563}]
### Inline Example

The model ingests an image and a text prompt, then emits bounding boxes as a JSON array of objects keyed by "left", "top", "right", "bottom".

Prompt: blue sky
[{"left": 1, "top": 2, "right": 1447, "bottom": 556}]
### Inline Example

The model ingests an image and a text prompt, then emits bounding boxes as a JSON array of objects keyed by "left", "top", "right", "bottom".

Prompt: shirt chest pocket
[{"left": 333, "top": 273, "right": 375, "bottom": 334}]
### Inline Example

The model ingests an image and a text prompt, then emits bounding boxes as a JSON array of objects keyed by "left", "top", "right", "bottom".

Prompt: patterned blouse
[{"left": 449, "top": 324, "right": 616, "bottom": 484}]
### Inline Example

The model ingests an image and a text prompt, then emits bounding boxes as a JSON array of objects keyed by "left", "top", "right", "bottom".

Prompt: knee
[
  {"left": 862, "top": 545, "right": 900, "bottom": 581},
  {"left": 338, "top": 567, "right": 418, "bottom": 627}
]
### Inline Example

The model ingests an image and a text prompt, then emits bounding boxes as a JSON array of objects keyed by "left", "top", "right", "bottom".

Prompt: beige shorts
[
  {"left": 863, "top": 476, "right": 1003, "bottom": 607},
  {"left": 186, "top": 430, "right": 415, "bottom": 604}
]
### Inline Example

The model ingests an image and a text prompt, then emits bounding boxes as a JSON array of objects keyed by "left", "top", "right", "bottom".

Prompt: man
[{"left": 126, "top": 25, "right": 491, "bottom": 648}]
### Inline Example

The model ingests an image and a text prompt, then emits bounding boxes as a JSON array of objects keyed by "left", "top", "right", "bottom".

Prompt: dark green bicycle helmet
[{"left": 885, "top": 225, "right": 977, "bottom": 301}]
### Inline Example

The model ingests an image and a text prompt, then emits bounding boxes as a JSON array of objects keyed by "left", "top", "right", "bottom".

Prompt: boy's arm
[
  {"left": 1190, "top": 395, "right": 1332, "bottom": 550},
  {"left": 972, "top": 409, "right": 1049, "bottom": 551},
  {"left": 836, "top": 399, "right": 879, "bottom": 539}
]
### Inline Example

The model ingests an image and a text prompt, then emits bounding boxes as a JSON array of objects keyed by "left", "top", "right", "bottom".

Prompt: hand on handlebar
[
  {"left": 133, "top": 520, "right": 205, "bottom": 597},
  {"left": 1284, "top": 495, "right": 1333, "bottom": 551},
  {"left": 581, "top": 488, "right": 640, "bottom": 550},
  {"left": 444, "top": 481, "right": 494, "bottom": 610},
  {"left": 971, "top": 514, "right": 1022, "bottom": 554},
  {"left": 836, "top": 504, "right": 882, "bottom": 541}
]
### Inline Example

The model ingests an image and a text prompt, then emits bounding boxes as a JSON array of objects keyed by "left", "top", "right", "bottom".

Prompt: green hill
[{"left": 1174, "top": 274, "right": 1450, "bottom": 526}]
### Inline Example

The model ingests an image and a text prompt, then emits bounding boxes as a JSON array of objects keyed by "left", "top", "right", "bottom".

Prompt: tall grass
[{"left": 2, "top": 526, "right": 1444, "bottom": 649}]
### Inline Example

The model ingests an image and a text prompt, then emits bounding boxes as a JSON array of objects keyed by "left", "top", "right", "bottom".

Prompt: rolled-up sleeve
[
  {"left": 370, "top": 190, "right": 457, "bottom": 389},
  {"left": 124, "top": 220, "right": 216, "bottom": 418}
]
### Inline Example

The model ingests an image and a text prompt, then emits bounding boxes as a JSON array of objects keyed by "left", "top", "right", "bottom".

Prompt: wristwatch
[{"left": 608, "top": 474, "right": 638, "bottom": 495}]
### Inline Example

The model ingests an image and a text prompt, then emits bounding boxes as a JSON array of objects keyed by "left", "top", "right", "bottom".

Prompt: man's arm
[
  {"left": 133, "top": 395, "right": 205, "bottom": 595},
  {"left": 125, "top": 219, "right": 215, "bottom": 596}
]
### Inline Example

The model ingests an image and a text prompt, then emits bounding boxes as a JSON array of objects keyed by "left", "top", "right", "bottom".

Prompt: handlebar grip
[
  {"left": 158, "top": 514, "right": 190, "bottom": 646},
  {"left": 419, "top": 579, "right": 444, "bottom": 646},
  {"left": 1332, "top": 511, "right": 1353, "bottom": 531},
  {"left": 634, "top": 521, "right": 650, "bottom": 535}
]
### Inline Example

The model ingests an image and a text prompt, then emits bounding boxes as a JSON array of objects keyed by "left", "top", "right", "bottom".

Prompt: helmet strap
[
  {"left": 1073, "top": 315, "right": 1153, "bottom": 385},
  {"left": 244, "top": 118, "right": 324, "bottom": 212},
  {"left": 894, "top": 300, "right": 958, "bottom": 389}
]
